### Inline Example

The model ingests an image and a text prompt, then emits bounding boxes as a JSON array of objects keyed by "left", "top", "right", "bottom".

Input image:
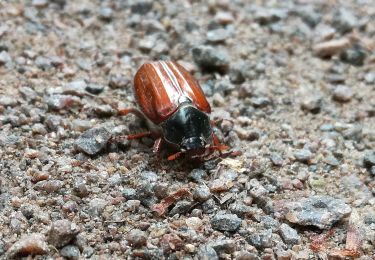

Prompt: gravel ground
[{"left": 0, "top": 0, "right": 374, "bottom": 259}]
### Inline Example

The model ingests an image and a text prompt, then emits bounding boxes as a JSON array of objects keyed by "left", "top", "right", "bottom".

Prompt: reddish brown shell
[{"left": 133, "top": 61, "right": 211, "bottom": 124}]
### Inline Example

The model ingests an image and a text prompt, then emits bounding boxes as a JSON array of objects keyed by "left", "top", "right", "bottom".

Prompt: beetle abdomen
[{"left": 134, "top": 61, "right": 211, "bottom": 124}]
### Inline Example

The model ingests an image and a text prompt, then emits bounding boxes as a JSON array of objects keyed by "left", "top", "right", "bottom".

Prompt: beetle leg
[
  {"left": 152, "top": 138, "right": 163, "bottom": 155},
  {"left": 117, "top": 108, "right": 145, "bottom": 119},
  {"left": 167, "top": 151, "right": 183, "bottom": 161},
  {"left": 127, "top": 131, "right": 152, "bottom": 140},
  {"left": 211, "top": 133, "right": 229, "bottom": 151}
]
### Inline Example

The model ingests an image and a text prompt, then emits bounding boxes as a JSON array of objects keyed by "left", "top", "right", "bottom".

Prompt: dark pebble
[
  {"left": 192, "top": 45, "right": 229, "bottom": 72},
  {"left": 85, "top": 83, "right": 104, "bottom": 95},
  {"left": 363, "top": 151, "right": 375, "bottom": 168},
  {"left": 74, "top": 127, "right": 112, "bottom": 155},
  {"left": 211, "top": 213, "right": 241, "bottom": 232},
  {"left": 340, "top": 44, "right": 367, "bottom": 66}
]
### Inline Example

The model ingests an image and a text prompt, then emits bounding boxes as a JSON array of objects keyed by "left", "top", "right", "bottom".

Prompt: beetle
[{"left": 118, "top": 60, "right": 228, "bottom": 161}]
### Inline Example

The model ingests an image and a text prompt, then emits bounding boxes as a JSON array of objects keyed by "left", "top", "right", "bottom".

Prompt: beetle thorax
[{"left": 161, "top": 104, "right": 212, "bottom": 151}]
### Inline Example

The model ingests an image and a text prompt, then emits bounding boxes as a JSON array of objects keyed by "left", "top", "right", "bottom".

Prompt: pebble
[
  {"left": 0, "top": 95, "right": 17, "bottom": 107},
  {"left": 192, "top": 45, "right": 229, "bottom": 72},
  {"left": 32, "top": 0, "right": 48, "bottom": 8},
  {"left": 74, "top": 127, "right": 112, "bottom": 155},
  {"left": 108, "top": 74, "right": 129, "bottom": 89},
  {"left": 126, "top": 229, "right": 147, "bottom": 248},
  {"left": 246, "top": 229, "right": 272, "bottom": 249},
  {"left": 63, "top": 80, "right": 87, "bottom": 97},
  {"left": 214, "top": 11, "right": 234, "bottom": 25},
  {"left": 363, "top": 151, "right": 375, "bottom": 168},
  {"left": 34, "top": 180, "right": 63, "bottom": 193},
  {"left": 270, "top": 153, "right": 283, "bottom": 166},
  {"left": 6, "top": 233, "right": 48, "bottom": 258},
  {"left": 188, "top": 169, "right": 208, "bottom": 182},
  {"left": 99, "top": 7, "right": 113, "bottom": 21},
  {"left": 340, "top": 44, "right": 367, "bottom": 66},
  {"left": 35, "top": 56, "right": 52, "bottom": 70},
  {"left": 60, "top": 245, "right": 80, "bottom": 260},
  {"left": 19, "top": 86, "right": 38, "bottom": 101},
  {"left": 300, "top": 96, "right": 322, "bottom": 114},
  {"left": 332, "top": 8, "right": 359, "bottom": 33},
  {"left": 0, "top": 50, "right": 12, "bottom": 65},
  {"left": 46, "top": 95, "right": 78, "bottom": 111},
  {"left": 169, "top": 200, "right": 193, "bottom": 216},
  {"left": 228, "top": 203, "right": 256, "bottom": 217},
  {"left": 313, "top": 38, "right": 350, "bottom": 58},
  {"left": 93, "top": 104, "right": 115, "bottom": 117},
  {"left": 283, "top": 195, "right": 351, "bottom": 229},
  {"left": 197, "top": 245, "right": 218, "bottom": 260},
  {"left": 186, "top": 217, "right": 203, "bottom": 231},
  {"left": 279, "top": 223, "right": 300, "bottom": 245},
  {"left": 364, "top": 72, "right": 375, "bottom": 84},
  {"left": 85, "top": 83, "right": 104, "bottom": 95},
  {"left": 208, "top": 239, "right": 236, "bottom": 254},
  {"left": 253, "top": 8, "right": 288, "bottom": 25},
  {"left": 130, "top": 0, "right": 153, "bottom": 14},
  {"left": 235, "top": 251, "right": 260, "bottom": 260},
  {"left": 192, "top": 185, "right": 211, "bottom": 202},
  {"left": 211, "top": 213, "right": 241, "bottom": 232},
  {"left": 206, "top": 28, "right": 230, "bottom": 43},
  {"left": 88, "top": 198, "right": 107, "bottom": 216},
  {"left": 332, "top": 85, "right": 353, "bottom": 102},
  {"left": 48, "top": 220, "right": 80, "bottom": 248},
  {"left": 293, "top": 149, "right": 313, "bottom": 163}
]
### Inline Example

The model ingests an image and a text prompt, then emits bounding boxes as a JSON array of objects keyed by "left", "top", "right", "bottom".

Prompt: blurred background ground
[{"left": 0, "top": 0, "right": 374, "bottom": 259}]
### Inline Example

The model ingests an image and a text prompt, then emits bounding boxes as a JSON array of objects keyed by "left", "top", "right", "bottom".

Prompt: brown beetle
[{"left": 118, "top": 61, "right": 228, "bottom": 160}]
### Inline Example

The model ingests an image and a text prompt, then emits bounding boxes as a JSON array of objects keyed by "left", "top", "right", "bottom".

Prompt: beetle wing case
[{"left": 133, "top": 61, "right": 211, "bottom": 125}]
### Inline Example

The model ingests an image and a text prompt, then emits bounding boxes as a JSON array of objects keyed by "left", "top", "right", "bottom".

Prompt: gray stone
[
  {"left": 188, "top": 169, "right": 208, "bottom": 182},
  {"left": 246, "top": 229, "right": 272, "bottom": 249},
  {"left": 279, "top": 223, "right": 300, "bottom": 245},
  {"left": 60, "top": 245, "right": 80, "bottom": 259},
  {"left": 0, "top": 95, "right": 17, "bottom": 107},
  {"left": 332, "top": 85, "right": 353, "bottom": 102},
  {"left": 208, "top": 239, "right": 236, "bottom": 254},
  {"left": 364, "top": 72, "right": 375, "bottom": 84},
  {"left": 48, "top": 220, "right": 80, "bottom": 248},
  {"left": 35, "top": 56, "right": 52, "bottom": 70},
  {"left": 122, "top": 188, "right": 137, "bottom": 200},
  {"left": 99, "top": 7, "right": 113, "bottom": 21},
  {"left": 211, "top": 213, "right": 241, "bottom": 232},
  {"left": 74, "top": 127, "right": 112, "bottom": 155},
  {"left": 169, "top": 200, "right": 194, "bottom": 216},
  {"left": 332, "top": 8, "right": 359, "bottom": 33},
  {"left": 0, "top": 51, "right": 12, "bottom": 65},
  {"left": 340, "top": 45, "right": 367, "bottom": 66},
  {"left": 294, "top": 149, "right": 313, "bottom": 163},
  {"left": 197, "top": 245, "right": 218, "bottom": 260},
  {"left": 254, "top": 8, "right": 288, "bottom": 25},
  {"left": 192, "top": 45, "right": 229, "bottom": 72},
  {"left": 228, "top": 203, "right": 256, "bottom": 217},
  {"left": 88, "top": 198, "right": 107, "bottom": 216},
  {"left": 64, "top": 80, "right": 87, "bottom": 97},
  {"left": 192, "top": 185, "right": 211, "bottom": 202},
  {"left": 283, "top": 195, "right": 351, "bottom": 229},
  {"left": 206, "top": 28, "right": 230, "bottom": 43}
]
